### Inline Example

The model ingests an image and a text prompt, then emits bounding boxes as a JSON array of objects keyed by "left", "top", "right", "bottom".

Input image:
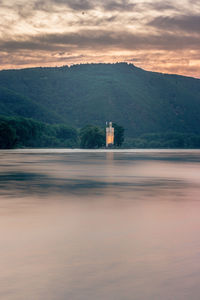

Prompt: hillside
[
  {"left": 0, "top": 63, "right": 200, "bottom": 137},
  {"left": 0, "top": 87, "right": 65, "bottom": 123}
]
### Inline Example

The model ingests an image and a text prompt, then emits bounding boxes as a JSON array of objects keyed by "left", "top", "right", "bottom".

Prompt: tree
[
  {"left": 113, "top": 123, "right": 124, "bottom": 147},
  {"left": 55, "top": 124, "right": 78, "bottom": 143},
  {"left": 0, "top": 121, "right": 17, "bottom": 149},
  {"left": 80, "top": 125, "right": 105, "bottom": 148}
]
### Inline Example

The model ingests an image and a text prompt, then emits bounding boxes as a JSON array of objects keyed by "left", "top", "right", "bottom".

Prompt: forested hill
[{"left": 0, "top": 63, "right": 200, "bottom": 137}]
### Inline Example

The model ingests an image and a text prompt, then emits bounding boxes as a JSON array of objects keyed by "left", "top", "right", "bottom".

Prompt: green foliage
[
  {"left": 113, "top": 123, "right": 124, "bottom": 147},
  {"left": 0, "top": 87, "right": 62, "bottom": 123},
  {"left": 1, "top": 114, "right": 200, "bottom": 149},
  {"left": 54, "top": 124, "right": 78, "bottom": 144},
  {"left": 0, "top": 121, "right": 17, "bottom": 149},
  {"left": 0, "top": 63, "right": 200, "bottom": 138},
  {"left": 80, "top": 125, "right": 105, "bottom": 149},
  {"left": 0, "top": 115, "right": 79, "bottom": 149},
  {"left": 123, "top": 132, "right": 200, "bottom": 149}
]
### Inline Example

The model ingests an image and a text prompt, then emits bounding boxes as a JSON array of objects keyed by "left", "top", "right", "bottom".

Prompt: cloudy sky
[{"left": 0, "top": 0, "right": 200, "bottom": 77}]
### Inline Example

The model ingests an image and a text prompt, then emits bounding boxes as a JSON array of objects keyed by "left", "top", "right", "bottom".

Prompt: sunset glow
[{"left": 0, "top": 0, "right": 200, "bottom": 77}]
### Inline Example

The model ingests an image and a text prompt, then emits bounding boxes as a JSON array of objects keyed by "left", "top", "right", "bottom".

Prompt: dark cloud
[
  {"left": 148, "top": 14, "right": 200, "bottom": 33},
  {"left": 66, "top": 15, "right": 118, "bottom": 27},
  {"left": 102, "top": 0, "right": 136, "bottom": 12},
  {"left": 1, "top": 29, "right": 200, "bottom": 53},
  {"left": 32, "top": 0, "right": 54, "bottom": 12},
  {"left": 0, "top": 40, "right": 57, "bottom": 51},
  {"left": 43, "top": 0, "right": 176, "bottom": 13},
  {"left": 32, "top": 0, "right": 137, "bottom": 12},
  {"left": 15, "top": 3, "right": 37, "bottom": 19},
  {"left": 51, "top": 0, "right": 93, "bottom": 11},
  {"left": 146, "top": 2, "right": 176, "bottom": 11},
  {"left": 189, "top": 0, "right": 200, "bottom": 5}
]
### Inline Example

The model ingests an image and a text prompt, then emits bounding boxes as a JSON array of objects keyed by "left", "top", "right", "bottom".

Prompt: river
[{"left": 1, "top": 149, "right": 200, "bottom": 300}]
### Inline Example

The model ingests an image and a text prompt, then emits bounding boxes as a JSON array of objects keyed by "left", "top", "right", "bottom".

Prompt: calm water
[{"left": 1, "top": 149, "right": 200, "bottom": 300}]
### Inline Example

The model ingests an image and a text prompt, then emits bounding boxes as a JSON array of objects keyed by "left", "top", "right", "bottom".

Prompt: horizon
[
  {"left": 0, "top": 0, "right": 200, "bottom": 78},
  {"left": 1, "top": 62, "right": 200, "bottom": 80}
]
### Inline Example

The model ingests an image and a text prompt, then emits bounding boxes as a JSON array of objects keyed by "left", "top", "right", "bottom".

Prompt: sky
[{"left": 0, "top": 0, "right": 200, "bottom": 78}]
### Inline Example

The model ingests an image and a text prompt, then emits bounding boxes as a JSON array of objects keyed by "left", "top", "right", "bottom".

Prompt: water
[{"left": 1, "top": 149, "right": 200, "bottom": 300}]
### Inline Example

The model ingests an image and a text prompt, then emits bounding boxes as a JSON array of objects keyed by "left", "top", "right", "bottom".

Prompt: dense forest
[
  {"left": 1, "top": 115, "right": 200, "bottom": 149},
  {"left": 0, "top": 63, "right": 200, "bottom": 138},
  {"left": 0, "top": 116, "right": 78, "bottom": 149},
  {"left": 123, "top": 132, "right": 200, "bottom": 149},
  {"left": 0, "top": 116, "right": 126, "bottom": 149}
]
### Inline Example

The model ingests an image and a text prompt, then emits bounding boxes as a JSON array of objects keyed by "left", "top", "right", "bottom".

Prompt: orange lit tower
[{"left": 106, "top": 122, "right": 114, "bottom": 147}]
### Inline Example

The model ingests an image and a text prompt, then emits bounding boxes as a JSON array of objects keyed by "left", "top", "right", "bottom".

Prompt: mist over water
[{"left": 1, "top": 149, "right": 200, "bottom": 300}]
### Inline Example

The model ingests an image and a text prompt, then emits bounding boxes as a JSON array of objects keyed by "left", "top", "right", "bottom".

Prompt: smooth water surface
[{"left": 1, "top": 149, "right": 200, "bottom": 300}]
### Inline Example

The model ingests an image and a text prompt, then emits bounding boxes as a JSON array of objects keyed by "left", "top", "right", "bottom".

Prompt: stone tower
[{"left": 106, "top": 122, "right": 114, "bottom": 147}]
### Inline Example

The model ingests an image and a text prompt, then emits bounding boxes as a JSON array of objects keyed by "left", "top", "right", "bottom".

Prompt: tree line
[
  {"left": 0, "top": 116, "right": 124, "bottom": 149},
  {"left": 123, "top": 132, "right": 200, "bottom": 149},
  {"left": 2, "top": 116, "right": 200, "bottom": 149}
]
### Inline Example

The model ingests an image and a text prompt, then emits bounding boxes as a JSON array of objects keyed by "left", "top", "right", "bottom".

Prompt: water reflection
[
  {"left": 0, "top": 170, "right": 189, "bottom": 197},
  {"left": 0, "top": 150, "right": 199, "bottom": 200},
  {"left": 1, "top": 150, "right": 200, "bottom": 300}
]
